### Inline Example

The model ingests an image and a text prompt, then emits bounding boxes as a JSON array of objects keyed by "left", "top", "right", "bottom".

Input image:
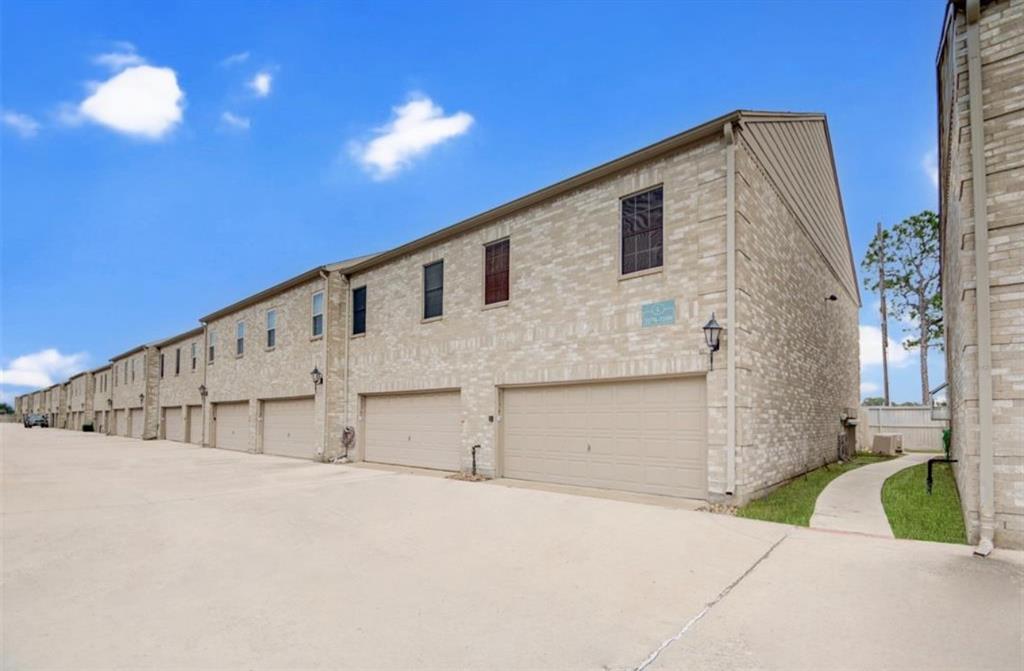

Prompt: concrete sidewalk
[{"left": 810, "top": 453, "right": 932, "bottom": 537}]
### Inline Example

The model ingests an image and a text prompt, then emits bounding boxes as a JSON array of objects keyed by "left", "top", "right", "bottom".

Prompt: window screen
[
  {"left": 423, "top": 261, "right": 443, "bottom": 319},
  {"left": 352, "top": 286, "right": 367, "bottom": 335},
  {"left": 484, "top": 239, "right": 510, "bottom": 304},
  {"left": 621, "top": 186, "right": 664, "bottom": 275}
]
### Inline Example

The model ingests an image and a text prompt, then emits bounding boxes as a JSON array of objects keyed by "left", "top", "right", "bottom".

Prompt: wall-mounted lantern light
[
  {"left": 310, "top": 366, "right": 324, "bottom": 386},
  {"left": 139, "top": 393, "right": 145, "bottom": 405},
  {"left": 702, "top": 313, "right": 723, "bottom": 371},
  {"left": 107, "top": 398, "right": 113, "bottom": 408},
  {"left": 198, "top": 384, "right": 208, "bottom": 398}
]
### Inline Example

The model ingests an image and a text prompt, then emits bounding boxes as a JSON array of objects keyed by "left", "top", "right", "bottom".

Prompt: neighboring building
[
  {"left": 937, "top": 0, "right": 1023, "bottom": 550},
  {"left": 31, "top": 390, "right": 44, "bottom": 416},
  {"left": 110, "top": 345, "right": 159, "bottom": 439},
  {"left": 92, "top": 365, "right": 112, "bottom": 433},
  {"left": 198, "top": 257, "right": 370, "bottom": 459},
  {"left": 66, "top": 371, "right": 94, "bottom": 431},
  {"left": 155, "top": 327, "right": 206, "bottom": 444},
  {"left": 340, "top": 109, "right": 859, "bottom": 503},
  {"left": 44, "top": 385, "right": 61, "bottom": 428}
]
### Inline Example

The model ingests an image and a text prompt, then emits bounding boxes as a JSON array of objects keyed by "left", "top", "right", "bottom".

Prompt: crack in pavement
[{"left": 632, "top": 533, "right": 789, "bottom": 671}]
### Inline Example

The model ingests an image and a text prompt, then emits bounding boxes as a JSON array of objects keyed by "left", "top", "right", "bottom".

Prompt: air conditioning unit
[{"left": 872, "top": 433, "right": 903, "bottom": 456}]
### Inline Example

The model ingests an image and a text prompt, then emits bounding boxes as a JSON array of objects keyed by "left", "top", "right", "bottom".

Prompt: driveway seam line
[{"left": 632, "top": 533, "right": 789, "bottom": 671}]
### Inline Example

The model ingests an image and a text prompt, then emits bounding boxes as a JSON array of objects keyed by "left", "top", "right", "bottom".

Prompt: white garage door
[
  {"left": 502, "top": 377, "right": 707, "bottom": 498},
  {"left": 94, "top": 411, "right": 104, "bottom": 433},
  {"left": 263, "top": 397, "right": 316, "bottom": 460},
  {"left": 215, "top": 402, "right": 249, "bottom": 452},
  {"left": 115, "top": 409, "right": 127, "bottom": 436},
  {"left": 164, "top": 407, "right": 184, "bottom": 442},
  {"left": 130, "top": 408, "right": 144, "bottom": 438},
  {"left": 188, "top": 405, "right": 203, "bottom": 445},
  {"left": 364, "top": 391, "right": 461, "bottom": 471}
]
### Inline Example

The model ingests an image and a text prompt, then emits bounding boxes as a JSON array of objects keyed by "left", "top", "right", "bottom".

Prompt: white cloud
[
  {"left": 248, "top": 71, "right": 272, "bottom": 97},
  {"left": 860, "top": 380, "right": 880, "bottom": 395},
  {"left": 93, "top": 43, "right": 146, "bottom": 72},
  {"left": 221, "top": 51, "right": 250, "bottom": 67},
  {"left": 2, "top": 109, "right": 41, "bottom": 138},
  {"left": 351, "top": 94, "right": 474, "bottom": 180},
  {"left": 859, "top": 324, "right": 911, "bottom": 369},
  {"left": 922, "top": 149, "right": 938, "bottom": 188},
  {"left": 221, "top": 111, "right": 251, "bottom": 130},
  {"left": 77, "top": 65, "right": 184, "bottom": 139},
  {"left": 0, "top": 349, "right": 89, "bottom": 389}
]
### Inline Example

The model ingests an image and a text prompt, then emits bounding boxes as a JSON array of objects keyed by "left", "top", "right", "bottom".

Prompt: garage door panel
[
  {"left": 164, "top": 407, "right": 184, "bottom": 442},
  {"left": 115, "top": 410, "right": 126, "bottom": 436},
  {"left": 130, "top": 408, "right": 144, "bottom": 438},
  {"left": 215, "top": 402, "right": 249, "bottom": 452},
  {"left": 263, "top": 397, "right": 316, "bottom": 460},
  {"left": 364, "top": 391, "right": 461, "bottom": 471},
  {"left": 503, "top": 378, "right": 706, "bottom": 498},
  {"left": 188, "top": 406, "right": 203, "bottom": 444}
]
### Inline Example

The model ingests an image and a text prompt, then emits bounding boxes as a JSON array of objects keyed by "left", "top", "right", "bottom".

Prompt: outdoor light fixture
[
  {"left": 198, "top": 384, "right": 208, "bottom": 398},
  {"left": 310, "top": 366, "right": 324, "bottom": 386},
  {"left": 107, "top": 398, "right": 113, "bottom": 408},
  {"left": 826, "top": 294, "right": 838, "bottom": 302},
  {"left": 702, "top": 313, "right": 722, "bottom": 371}
]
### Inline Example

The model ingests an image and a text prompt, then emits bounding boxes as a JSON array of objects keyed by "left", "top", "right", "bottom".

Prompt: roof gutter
[
  {"left": 965, "top": 0, "right": 995, "bottom": 557},
  {"left": 724, "top": 121, "right": 737, "bottom": 496}
]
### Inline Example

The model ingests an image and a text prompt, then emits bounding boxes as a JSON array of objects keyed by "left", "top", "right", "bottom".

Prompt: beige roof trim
[
  {"left": 90, "top": 363, "right": 112, "bottom": 374},
  {"left": 109, "top": 344, "right": 149, "bottom": 362},
  {"left": 69, "top": 370, "right": 89, "bottom": 381},
  {"left": 154, "top": 326, "right": 205, "bottom": 349}
]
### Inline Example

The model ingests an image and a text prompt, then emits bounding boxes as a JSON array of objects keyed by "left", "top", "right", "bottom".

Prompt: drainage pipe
[
  {"left": 724, "top": 121, "right": 737, "bottom": 496},
  {"left": 965, "top": 0, "right": 995, "bottom": 556}
]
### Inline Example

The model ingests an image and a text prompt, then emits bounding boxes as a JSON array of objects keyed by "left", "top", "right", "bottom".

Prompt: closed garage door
[
  {"left": 263, "top": 397, "right": 316, "bottom": 460},
  {"left": 502, "top": 377, "right": 706, "bottom": 498},
  {"left": 130, "top": 408, "right": 144, "bottom": 438},
  {"left": 188, "top": 405, "right": 203, "bottom": 445},
  {"left": 94, "top": 411, "right": 104, "bottom": 432},
  {"left": 214, "top": 402, "right": 249, "bottom": 452},
  {"left": 364, "top": 391, "right": 461, "bottom": 471},
  {"left": 115, "top": 409, "right": 127, "bottom": 436},
  {"left": 164, "top": 407, "right": 184, "bottom": 442}
]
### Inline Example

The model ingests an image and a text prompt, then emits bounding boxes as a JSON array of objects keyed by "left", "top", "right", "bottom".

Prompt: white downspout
[
  {"left": 724, "top": 122, "right": 737, "bottom": 495},
  {"left": 966, "top": 0, "right": 995, "bottom": 556}
]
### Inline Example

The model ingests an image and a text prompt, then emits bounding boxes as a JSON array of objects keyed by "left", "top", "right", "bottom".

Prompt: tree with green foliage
[
  {"left": 0, "top": 402, "right": 13, "bottom": 414},
  {"left": 862, "top": 211, "right": 943, "bottom": 404},
  {"left": 861, "top": 397, "right": 886, "bottom": 406}
]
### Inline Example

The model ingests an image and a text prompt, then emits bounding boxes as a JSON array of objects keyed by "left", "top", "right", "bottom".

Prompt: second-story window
[
  {"left": 130, "top": 359, "right": 135, "bottom": 383},
  {"left": 236, "top": 322, "right": 245, "bottom": 356},
  {"left": 175, "top": 348, "right": 181, "bottom": 375},
  {"left": 484, "top": 239, "right": 510, "bottom": 305},
  {"left": 621, "top": 186, "right": 664, "bottom": 275},
  {"left": 352, "top": 287, "right": 366, "bottom": 335},
  {"left": 311, "top": 291, "right": 324, "bottom": 337},
  {"left": 209, "top": 333, "right": 215, "bottom": 363},
  {"left": 159, "top": 354, "right": 165, "bottom": 378},
  {"left": 266, "top": 309, "right": 277, "bottom": 348},
  {"left": 191, "top": 342, "right": 197, "bottom": 370},
  {"left": 424, "top": 260, "right": 444, "bottom": 319}
]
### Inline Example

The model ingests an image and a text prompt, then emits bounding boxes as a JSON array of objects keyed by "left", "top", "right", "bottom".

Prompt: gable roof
[{"left": 738, "top": 114, "right": 860, "bottom": 303}]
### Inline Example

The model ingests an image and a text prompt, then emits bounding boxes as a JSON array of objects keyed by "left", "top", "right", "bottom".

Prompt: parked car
[{"left": 23, "top": 413, "right": 48, "bottom": 428}]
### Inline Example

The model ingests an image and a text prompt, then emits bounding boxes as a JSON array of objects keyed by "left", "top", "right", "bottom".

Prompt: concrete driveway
[{"left": 3, "top": 425, "right": 1022, "bottom": 670}]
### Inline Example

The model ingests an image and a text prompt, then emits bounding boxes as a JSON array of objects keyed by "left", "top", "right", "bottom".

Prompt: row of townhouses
[{"left": 15, "top": 0, "right": 1024, "bottom": 554}]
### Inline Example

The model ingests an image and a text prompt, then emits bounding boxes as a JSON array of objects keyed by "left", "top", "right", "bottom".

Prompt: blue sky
[{"left": 1, "top": 0, "right": 944, "bottom": 404}]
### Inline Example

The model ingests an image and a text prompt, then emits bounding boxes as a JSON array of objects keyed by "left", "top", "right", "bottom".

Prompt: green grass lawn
[
  {"left": 736, "top": 454, "right": 891, "bottom": 526},
  {"left": 882, "top": 461, "right": 967, "bottom": 544}
]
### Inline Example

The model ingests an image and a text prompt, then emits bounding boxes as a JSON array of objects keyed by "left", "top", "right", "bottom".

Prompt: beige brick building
[
  {"left": 109, "top": 345, "right": 159, "bottom": 439},
  {"left": 66, "top": 371, "right": 93, "bottom": 431},
  {"left": 155, "top": 327, "right": 206, "bottom": 444},
  {"left": 11, "top": 109, "right": 859, "bottom": 508},
  {"left": 91, "top": 364, "right": 112, "bottom": 433},
  {"left": 937, "top": 0, "right": 1024, "bottom": 550},
  {"left": 198, "top": 257, "right": 369, "bottom": 459},
  {"left": 337, "top": 110, "right": 859, "bottom": 503}
]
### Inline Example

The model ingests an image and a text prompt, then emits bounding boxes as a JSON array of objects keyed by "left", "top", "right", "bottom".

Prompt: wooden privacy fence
[{"left": 856, "top": 406, "right": 947, "bottom": 453}]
